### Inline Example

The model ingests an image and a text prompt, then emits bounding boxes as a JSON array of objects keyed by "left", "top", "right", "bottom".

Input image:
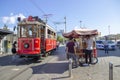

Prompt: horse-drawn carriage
[{"left": 63, "top": 29, "right": 99, "bottom": 65}]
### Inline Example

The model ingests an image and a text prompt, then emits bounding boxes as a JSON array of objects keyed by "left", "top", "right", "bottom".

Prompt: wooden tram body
[{"left": 17, "top": 16, "right": 57, "bottom": 60}]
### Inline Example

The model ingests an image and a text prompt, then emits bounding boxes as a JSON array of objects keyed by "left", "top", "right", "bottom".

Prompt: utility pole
[
  {"left": 43, "top": 14, "right": 52, "bottom": 23},
  {"left": 80, "top": 21, "right": 82, "bottom": 28},
  {"left": 54, "top": 16, "right": 67, "bottom": 33},
  {"left": 64, "top": 16, "right": 66, "bottom": 33},
  {"left": 108, "top": 25, "right": 110, "bottom": 35}
]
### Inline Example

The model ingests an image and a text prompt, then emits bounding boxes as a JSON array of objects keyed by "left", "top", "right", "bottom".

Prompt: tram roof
[
  {"left": 46, "top": 24, "right": 56, "bottom": 33},
  {"left": 18, "top": 21, "right": 45, "bottom": 26},
  {"left": 18, "top": 21, "right": 56, "bottom": 33}
]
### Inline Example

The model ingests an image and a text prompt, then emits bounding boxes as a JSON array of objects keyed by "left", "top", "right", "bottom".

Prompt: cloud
[
  {"left": 74, "top": 25, "right": 79, "bottom": 29},
  {"left": 10, "top": 13, "right": 14, "bottom": 16},
  {"left": 18, "top": 13, "right": 26, "bottom": 19},
  {"left": 2, "top": 13, "right": 26, "bottom": 24}
]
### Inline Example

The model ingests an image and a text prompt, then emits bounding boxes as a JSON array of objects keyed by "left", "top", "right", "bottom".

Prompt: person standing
[
  {"left": 104, "top": 37, "right": 109, "bottom": 54},
  {"left": 57, "top": 41, "right": 60, "bottom": 49},
  {"left": 66, "top": 37, "right": 78, "bottom": 68},
  {"left": 74, "top": 39, "right": 79, "bottom": 48},
  {"left": 85, "top": 35, "right": 94, "bottom": 64},
  {"left": 11, "top": 41, "right": 17, "bottom": 62}
]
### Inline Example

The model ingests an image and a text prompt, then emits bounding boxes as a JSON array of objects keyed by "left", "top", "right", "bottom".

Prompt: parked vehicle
[
  {"left": 96, "top": 40, "right": 116, "bottom": 50},
  {"left": 107, "top": 40, "right": 116, "bottom": 50},
  {"left": 116, "top": 41, "right": 120, "bottom": 49},
  {"left": 96, "top": 40, "right": 104, "bottom": 49},
  {"left": 116, "top": 41, "right": 120, "bottom": 46}
]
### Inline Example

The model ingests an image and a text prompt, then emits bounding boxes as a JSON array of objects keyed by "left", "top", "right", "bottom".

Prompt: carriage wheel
[{"left": 91, "top": 57, "right": 98, "bottom": 65}]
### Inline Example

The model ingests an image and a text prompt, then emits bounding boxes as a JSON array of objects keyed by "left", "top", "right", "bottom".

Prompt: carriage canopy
[{"left": 62, "top": 29, "right": 98, "bottom": 38}]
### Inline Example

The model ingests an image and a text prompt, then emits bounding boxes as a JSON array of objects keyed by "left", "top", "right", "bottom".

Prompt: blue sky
[{"left": 0, "top": 0, "right": 120, "bottom": 36}]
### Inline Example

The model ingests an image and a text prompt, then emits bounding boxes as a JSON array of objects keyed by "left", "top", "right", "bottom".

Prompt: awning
[
  {"left": 0, "top": 29, "right": 13, "bottom": 39},
  {"left": 63, "top": 29, "right": 98, "bottom": 38}
]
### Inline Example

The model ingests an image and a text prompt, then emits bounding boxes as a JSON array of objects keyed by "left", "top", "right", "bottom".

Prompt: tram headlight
[{"left": 24, "top": 43, "right": 29, "bottom": 48}]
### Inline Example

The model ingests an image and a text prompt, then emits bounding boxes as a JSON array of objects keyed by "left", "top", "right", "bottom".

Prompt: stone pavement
[
  {"left": 0, "top": 46, "right": 119, "bottom": 80},
  {"left": 29, "top": 57, "right": 120, "bottom": 80},
  {"left": 29, "top": 46, "right": 120, "bottom": 80}
]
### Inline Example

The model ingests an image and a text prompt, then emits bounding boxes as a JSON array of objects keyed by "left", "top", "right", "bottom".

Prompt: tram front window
[
  {"left": 28, "top": 25, "right": 33, "bottom": 37},
  {"left": 21, "top": 26, "right": 27, "bottom": 37},
  {"left": 20, "top": 25, "right": 37, "bottom": 38}
]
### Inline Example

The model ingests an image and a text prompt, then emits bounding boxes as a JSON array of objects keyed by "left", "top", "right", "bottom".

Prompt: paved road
[
  {"left": 0, "top": 45, "right": 120, "bottom": 80},
  {"left": 29, "top": 45, "right": 120, "bottom": 80}
]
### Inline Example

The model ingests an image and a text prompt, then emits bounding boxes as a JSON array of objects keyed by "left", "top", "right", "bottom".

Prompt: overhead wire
[
  {"left": 29, "top": 0, "right": 59, "bottom": 29},
  {"left": 29, "top": 0, "right": 46, "bottom": 14}
]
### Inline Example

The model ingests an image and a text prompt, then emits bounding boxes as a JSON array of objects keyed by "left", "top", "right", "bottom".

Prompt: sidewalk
[{"left": 29, "top": 46, "right": 120, "bottom": 80}]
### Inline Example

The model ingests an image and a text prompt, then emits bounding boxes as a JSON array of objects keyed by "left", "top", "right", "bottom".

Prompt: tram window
[
  {"left": 32, "top": 27, "right": 37, "bottom": 37},
  {"left": 21, "top": 26, "right": 27, "bottom": 37},
  {"left": 51, "top": 31, "right": 53, "bottom": 39},
  {"left": 28, "top": 25, "right": 33, "bottom": 37},
  {"left": 38, "top": 27, "right": 41, "bottom": 37},
  {"left": 21, "top": 25, "right": 36, "bottom": 37},
  {"left": 53, "top": 33, "right": 56, "bottom": 39},
  {"left": 47, "top": 29, "right": 51, "bottom": 38},
  {"left": 47, "top": 29, "right": 50, "bottom": 34}
]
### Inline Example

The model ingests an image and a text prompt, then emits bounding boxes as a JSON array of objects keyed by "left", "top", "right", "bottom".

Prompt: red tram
[{"left": 17, "top": 16, "right": 57, "bottom": 60}]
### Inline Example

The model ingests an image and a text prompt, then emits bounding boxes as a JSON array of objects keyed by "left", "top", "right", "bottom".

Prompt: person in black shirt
[
  {"left": 11, "top": 41, "right": 17, "bottom": 54},
  {"left": 11, "top": 41, "right": 17, "bottom": 62},
  {"left": 66, "top": 37, "right": 78, "bottom": 68}
]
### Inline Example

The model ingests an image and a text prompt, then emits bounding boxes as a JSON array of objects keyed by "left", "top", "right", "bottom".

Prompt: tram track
[
  {"left": 9, "top": 64, "right": 34, "bottom": 80},
  {"left": 0, "top": 60, "right": 34, "bottom": 80},
  {"left": 0, "top": 51, "right": 58, "bottom": 80},
  {"left": 8, "top": 55, "right": 57, "bottom": 80}
]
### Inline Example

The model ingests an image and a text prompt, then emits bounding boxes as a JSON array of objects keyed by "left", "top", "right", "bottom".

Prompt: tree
[
  {"left": 3, "top": 24, "right": 10, "bottom": 31},
  {"left": 57, "top": 35, "right": 64, "bottom": 43}
]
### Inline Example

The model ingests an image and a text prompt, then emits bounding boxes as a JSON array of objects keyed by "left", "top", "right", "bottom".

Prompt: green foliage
[{"left": 57, "top": 35, "right": 64, "bottom": 43}]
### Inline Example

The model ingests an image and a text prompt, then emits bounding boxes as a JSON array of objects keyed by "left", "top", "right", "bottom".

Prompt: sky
[{"left": 0, "top": 0, "right": 120, "bottom": 36}]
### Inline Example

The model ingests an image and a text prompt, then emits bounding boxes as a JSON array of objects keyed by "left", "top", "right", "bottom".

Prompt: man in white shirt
[{"left": 85, "top": 35, "right": 94, "bottom": 64}]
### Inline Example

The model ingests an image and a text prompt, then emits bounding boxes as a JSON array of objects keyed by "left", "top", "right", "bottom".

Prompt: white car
[
  {"left": 116, "top": 41, "right": 120, "bottom": 47},
  {"left": 107, "top": 40, "right": 116, "bottom": 50},
  {"left": 96, "top": 40, "right": 116, "bottom": 50},
  {"left": 96, "top": 40, "right": 104, "bottom": 49}
]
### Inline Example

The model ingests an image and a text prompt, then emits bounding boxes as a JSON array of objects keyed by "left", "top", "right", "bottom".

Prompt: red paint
[{"left": 17, "top": 38, "right": 41, "bottom": 55}]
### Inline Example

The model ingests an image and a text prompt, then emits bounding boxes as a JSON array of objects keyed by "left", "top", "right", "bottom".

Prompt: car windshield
[
  {"left": 117, "top": 41, "right": 120, "bottom": 44},
  {"left": 96, "top": 41, "right": 103, "bottom": 44},
  {"left": 107, "top": 41, "right": 114, "bottom": 44}
]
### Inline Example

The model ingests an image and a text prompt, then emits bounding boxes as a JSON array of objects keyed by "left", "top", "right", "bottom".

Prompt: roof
[
  {"left": 0, "top": 29, "right": 13, "bottom": 39},
  {"left": 62, "top": 29, "right": 98, "bottom": 38}
]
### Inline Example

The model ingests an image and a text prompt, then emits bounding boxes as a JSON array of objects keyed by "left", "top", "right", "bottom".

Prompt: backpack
[{"left": 11, "top": 48, "right": 16, "bottom": 54}]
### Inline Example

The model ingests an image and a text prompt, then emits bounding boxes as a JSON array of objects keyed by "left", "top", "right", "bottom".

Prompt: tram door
[{"left": 40, "top": 26, "right": 46, "bottom": 54}]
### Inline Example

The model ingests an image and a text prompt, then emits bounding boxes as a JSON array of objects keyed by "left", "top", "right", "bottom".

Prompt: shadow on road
[
  {"left": 51, "top": 76, "right": 70, "bottom": 80},
  {"left": 115, "top": 65, "right": 120, "bottom": 67},
  {"left": 0, "top": 54, "right": 41, "bottom": 66},
  {"left": 32, "top": 62, "right": 68, "bottom": 74}
]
